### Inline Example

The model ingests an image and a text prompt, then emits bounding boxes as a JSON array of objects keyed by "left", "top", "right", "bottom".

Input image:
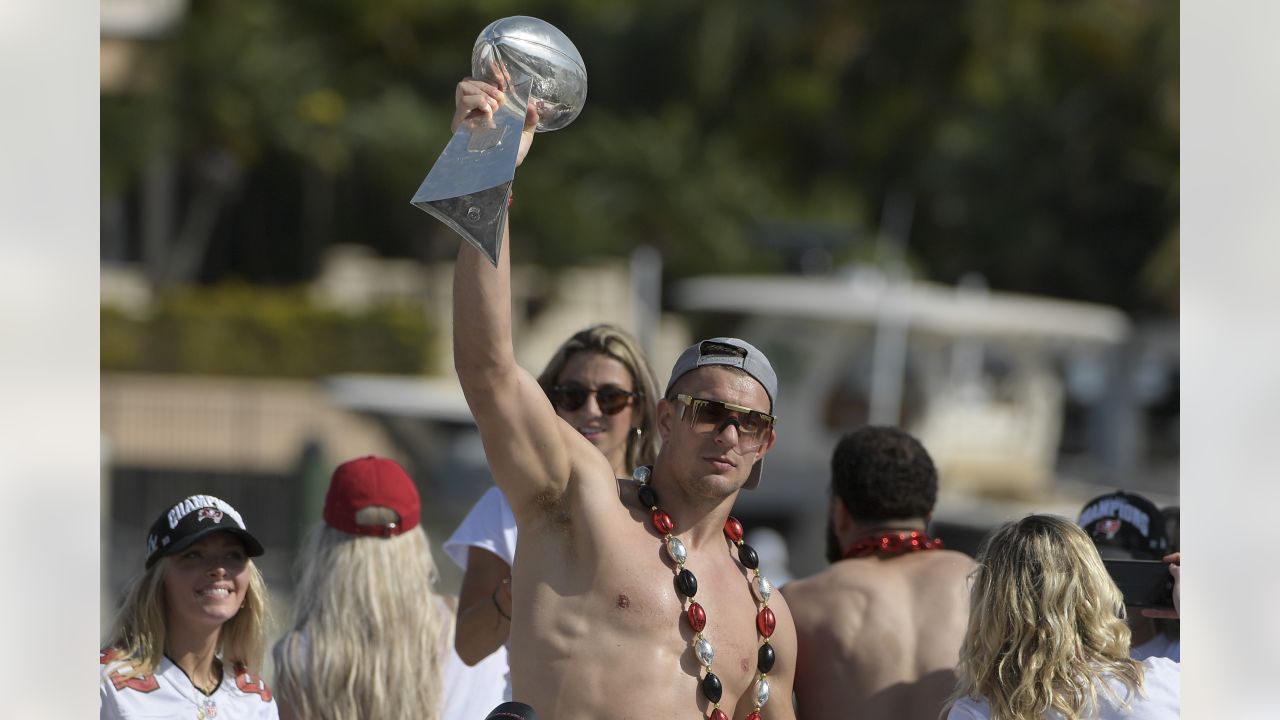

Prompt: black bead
[
  {"left": 701, "top": 672, "right": 723, "bottom": 703},
  {"left": 738, "top": 543, "right": 759, "bottom": 570},
  {"left": 638, "top": 484, "right": 658, "bottom": 509},
  {"left": 675, "top": 568, "right": 698, "bottom": 598},
  {"left": 757, "top": 642, "right": 776, "bottom": 673}
]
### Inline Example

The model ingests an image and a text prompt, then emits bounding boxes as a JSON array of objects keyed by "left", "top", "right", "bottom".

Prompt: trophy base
[{"left": 411, "top": 182, "right": 511, "bottom": 267}]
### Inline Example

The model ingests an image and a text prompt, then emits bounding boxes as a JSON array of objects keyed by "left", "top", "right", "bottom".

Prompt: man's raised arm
[{"left": 450, "top": 78, "right": 571, "bottom": 514}]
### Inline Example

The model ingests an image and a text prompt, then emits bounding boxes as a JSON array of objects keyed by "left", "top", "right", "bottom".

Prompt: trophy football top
[
  {"left": 411, "top": 16, "right": 588, "bottom": 266},
  {"left": 472, "top": 16, "right": 588, "bottom": 133}
]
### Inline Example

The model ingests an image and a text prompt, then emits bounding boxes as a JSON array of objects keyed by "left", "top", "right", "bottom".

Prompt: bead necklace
[
  {"left": 842, "top": 529, "right": 943, "bottom": 560},
  {"left": 633, "top": 465, "right": 774, "bottom": 720}
]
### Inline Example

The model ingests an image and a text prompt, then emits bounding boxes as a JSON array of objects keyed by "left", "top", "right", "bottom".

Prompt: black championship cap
[
  {"left": 145, "top": 494, "right": 265, "bottom": 568},
  {"left": 1077, "top": 490, "right": 1170, "bottom": 560}
]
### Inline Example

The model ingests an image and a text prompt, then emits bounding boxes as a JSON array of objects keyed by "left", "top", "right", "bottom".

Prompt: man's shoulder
[
  {"left": 787, "top": 552, "right": 973, "bottom": 602},
  {"left": 922, "top": 548, "right": 978, "bottom": 572},
  {"left": 785, "top": 559, "right": 888, "bottom": 588},
  {"left": 780, "top": 566, "right": 838, "bottom": 597},
  {"left": 889, "top": 550, "right": 976, "bottom": 593},
  {"left": 781, "top": 567, "right": 872, "bottom": 618}
]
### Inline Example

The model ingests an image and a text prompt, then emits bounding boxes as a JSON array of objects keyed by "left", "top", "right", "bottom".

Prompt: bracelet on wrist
[{"left": 491, "top": 587, "right": 511, "bottom": 621}]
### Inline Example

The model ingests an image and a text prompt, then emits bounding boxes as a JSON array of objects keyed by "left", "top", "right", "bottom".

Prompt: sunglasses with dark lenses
[
  {"left": 673, "top": 394, "right": 776, "bottom": 451},
  {"left": 550, "top": 384, "right": 639, "bottom": 415}
]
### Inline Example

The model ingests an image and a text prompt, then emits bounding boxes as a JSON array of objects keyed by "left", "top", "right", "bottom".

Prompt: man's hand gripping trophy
[{"left": 411, "top": 16, "right": 587, "bottom": 265}]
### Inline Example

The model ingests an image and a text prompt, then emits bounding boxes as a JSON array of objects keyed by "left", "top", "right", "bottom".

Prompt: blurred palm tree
[{"left": 101, "top": 0, "right": 1178, "bottom": 313}]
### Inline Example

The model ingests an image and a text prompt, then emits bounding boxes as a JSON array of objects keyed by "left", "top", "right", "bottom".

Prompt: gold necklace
[
  {"left": 175, "top": 658, "right": 221, "bottom": 719},
  {"left": 183, "top": 683, "right": 218, "bottom": 720}
]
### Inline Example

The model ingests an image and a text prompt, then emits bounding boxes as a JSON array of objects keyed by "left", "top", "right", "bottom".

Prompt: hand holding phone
[
  {"left": 1103, "top": 558, "right": 1176, "bottom": 611},
  {"left": 1138, "top": 552, "right": 1180, "bottom": 619}
]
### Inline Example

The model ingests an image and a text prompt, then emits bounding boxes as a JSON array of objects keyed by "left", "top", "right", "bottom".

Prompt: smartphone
[{"left": 1103, "top": 559, "right": 1175, "bottom": 610}]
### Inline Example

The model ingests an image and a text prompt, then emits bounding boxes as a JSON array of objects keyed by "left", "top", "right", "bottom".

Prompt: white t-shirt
[
  {"left": 441, "top": 486, "right": 518, "bottom": 714},
  {"left": 1131, "top": 633, "right": 1180, "bottom": 663},
  {"left": 947, "top": 657, "right": 1179, "bottom": 719},
  {"left": 444, "top": 486, "right": 519, "bottom": 569},
  {"left": 101, "top": 650, "right": 279, "bottom": 719},
  {"left": 441, "top": 640, "right": 512, "bottom": 719}
]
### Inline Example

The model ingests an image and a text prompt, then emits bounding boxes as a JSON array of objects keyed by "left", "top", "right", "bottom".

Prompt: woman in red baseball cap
[
  {"left": 272, "top": 456, "right": 453, "bottom": 720},
  {"left": 101, "top": 494, "right": 276, "bottom": 719}
]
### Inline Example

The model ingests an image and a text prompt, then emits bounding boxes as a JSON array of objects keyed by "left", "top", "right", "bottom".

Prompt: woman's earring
[{"left": 633, "top": 427, "right": 643, "bottom": 438}]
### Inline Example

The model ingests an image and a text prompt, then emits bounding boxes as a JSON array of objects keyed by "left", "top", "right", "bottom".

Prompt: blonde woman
[
  {"left": 101, "top": 494, "right": 277, "bottom": 719},
  {"left": 945, "top": 514, "right": 1179, "bottom": 719},
  {"left": 443, "top": 323, "right": 660, "bottom": 706},
  {"left": 272, "top": 456, "right": 455, "bottom": 720}
]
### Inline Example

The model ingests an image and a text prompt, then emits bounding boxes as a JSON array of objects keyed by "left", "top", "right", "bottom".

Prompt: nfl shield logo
[{"left": 1097, "top": 517, "right": 1122, "bottom": 539}]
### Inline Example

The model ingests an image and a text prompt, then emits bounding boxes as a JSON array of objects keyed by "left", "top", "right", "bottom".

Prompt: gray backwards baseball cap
[{"left": 665, "top": 338, "right": 778, "bottom": 489}]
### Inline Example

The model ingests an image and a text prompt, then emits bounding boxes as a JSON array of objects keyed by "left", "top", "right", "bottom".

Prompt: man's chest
[
  {"left": 519, "top": 487, "right": 777, "bottom": 698},
  {"left": 602, "top": 535, "right": 770, "bottom": 684}
]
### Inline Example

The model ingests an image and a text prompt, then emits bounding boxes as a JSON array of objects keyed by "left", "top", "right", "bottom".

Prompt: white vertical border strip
[
  {"left": 1182, "top": 1, "right": 1280, "bottom": 717},
  {"left": 0, "top": 2, "right": 100, "bottom": 718}
]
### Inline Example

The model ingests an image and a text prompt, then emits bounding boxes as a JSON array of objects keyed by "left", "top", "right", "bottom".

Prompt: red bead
[
  {"left": 746, "top": 713, "right": 762, "bottom": 720},
  {"left": 756, "top": 607, "right": 776, "bottom": 638},
  {"left": 710, "top": 710, "right": 729, "bottom": 720},
  {"left": 724, "top": 516, "right": 744, "bottom": 543},
  {"left": 651, "top": 509, "right": 674, "bottom": 535},
  {"left": 687, "top": 602, "right": 707, "bottom": 632}
]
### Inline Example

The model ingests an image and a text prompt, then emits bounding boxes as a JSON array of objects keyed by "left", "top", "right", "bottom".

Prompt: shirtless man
[
  {"left": 449, "top": 77, "right": 798, "bottom": 720},
  {"left": 780, "top": 426, "right": 974, "bottom": 720}
]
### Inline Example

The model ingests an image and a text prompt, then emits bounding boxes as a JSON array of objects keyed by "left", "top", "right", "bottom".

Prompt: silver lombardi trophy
[{"left": 410, "top": 17, "right": 587, "bottom": 266}]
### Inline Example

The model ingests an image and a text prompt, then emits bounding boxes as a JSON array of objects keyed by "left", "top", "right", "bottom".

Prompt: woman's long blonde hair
[
  {"left": 945, "top": 514, "right": 1145, "bottom": 720},
  {"left": 103, "top": 556, "right": 270, "bottom": 678},
  {"left": 536, "top": 323, "right": 660, "bottom": 472},
  {"left": 272, "top": 521, "right": 451, "bottom": 720}
]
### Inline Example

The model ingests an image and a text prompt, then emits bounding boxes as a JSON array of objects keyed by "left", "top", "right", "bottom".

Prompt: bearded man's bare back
[{"left": 781, "top": 550, "right": 974, "bottom": 720}]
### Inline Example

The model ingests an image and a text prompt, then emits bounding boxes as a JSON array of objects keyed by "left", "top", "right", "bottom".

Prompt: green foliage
[
  {"left": 102, "top": 0, "right": 1178, "bottom": 312},
  {"left": 101, "top": 284, "right": 435, "bottom": 377},
  {"left": 101, "top": 306, "right": 149, "bottom": 371}
]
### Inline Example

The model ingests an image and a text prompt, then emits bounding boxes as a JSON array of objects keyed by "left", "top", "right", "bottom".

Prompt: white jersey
[
  {"left": 947, "top": 656, "right": 1179, "bottom": 719},
  {"left": 101, "top": 649, "right": 279, "bottom": 720},
  {"left": 441, "top": 638, "right": 512, "bottom": 719}
]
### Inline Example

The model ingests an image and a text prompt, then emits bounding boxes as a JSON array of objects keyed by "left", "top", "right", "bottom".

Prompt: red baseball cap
[{"left": 323, "top": 456, "right": 421, "bottom": 537}]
